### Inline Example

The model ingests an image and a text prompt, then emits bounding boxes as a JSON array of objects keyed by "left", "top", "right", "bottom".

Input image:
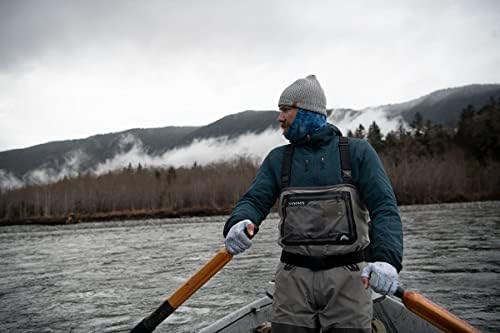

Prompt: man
[{"left": 223, "top": 75, "right": 403, "bottom": 333}]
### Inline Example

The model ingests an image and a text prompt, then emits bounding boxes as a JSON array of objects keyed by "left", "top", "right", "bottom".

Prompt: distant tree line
[
  {"left": 1, "top": 98, "right": 499, "bottom": 224},
  {"left": 0, "top": 158, "right": 258, "bottom": 224}
]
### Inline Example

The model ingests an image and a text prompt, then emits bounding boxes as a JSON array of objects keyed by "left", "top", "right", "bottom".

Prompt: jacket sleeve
[
  {"left": 223, "top": 150, "right": 281, "bottom": 237},
  {"left": 356, "top": 140, "right": 403, "bottom": 272}
]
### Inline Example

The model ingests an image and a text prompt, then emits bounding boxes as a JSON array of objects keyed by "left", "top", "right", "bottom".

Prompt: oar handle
[
  {"left": 395, "top": 287, "right": 481, "bottom": 333},
  {"left": 131, "top": 247, "right": 233, "bottom": 333}
]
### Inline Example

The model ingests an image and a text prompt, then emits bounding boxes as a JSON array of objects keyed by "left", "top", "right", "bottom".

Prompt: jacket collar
[{"left": 290, "top": 123, "right": 342, "bottom": 146}]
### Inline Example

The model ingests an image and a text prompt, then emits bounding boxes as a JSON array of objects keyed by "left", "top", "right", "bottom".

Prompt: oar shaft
[
  {"left": 169, "top": 247, "right": 233, "bottom": 308},
  {"left": 131, "top": 247, "right": 233, "bottom": 333},
  {"left": 397, "top": 288, "right": 481, "bottom": 333}
]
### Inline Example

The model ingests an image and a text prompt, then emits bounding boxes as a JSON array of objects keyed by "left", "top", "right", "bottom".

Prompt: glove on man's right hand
[{"left": 225, "top": 219, "right": 253, "bottom": 255}]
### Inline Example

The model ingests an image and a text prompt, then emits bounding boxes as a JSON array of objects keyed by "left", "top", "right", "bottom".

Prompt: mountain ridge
[{"left": 1, "top": 83, "right": 499, "bottom": 188}]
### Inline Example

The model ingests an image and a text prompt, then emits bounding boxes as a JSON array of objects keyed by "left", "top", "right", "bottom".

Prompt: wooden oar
[
  {"left": 131, "top": 225, "right": 257, "bottom": 333},
  {"left": 130, "top": 247, "right": 233, "bottom": 333},
  {"left": 394, "top": 287, "right": 481, "bottom": 333}
]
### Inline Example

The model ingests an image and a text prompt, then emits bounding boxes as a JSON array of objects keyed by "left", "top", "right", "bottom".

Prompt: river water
[{"left": 0, "top": 201, "right": 499, "bottom": 332}]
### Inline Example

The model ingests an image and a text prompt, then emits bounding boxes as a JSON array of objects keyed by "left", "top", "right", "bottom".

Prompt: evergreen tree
[
  {"left": 410, "top": 112, "right": 424, "bottom": 137},
  {"left": 422, "top": 121, "right": 454, "bottom": 157},
  {"left": 456, "top": 100, "right": 500, "bottom": 161},
  {"left": 367, "top": 121, "right": 384, "bottom": 151},
  {"left": 354, "top": 124, "right": 366, "bottom": 139}
]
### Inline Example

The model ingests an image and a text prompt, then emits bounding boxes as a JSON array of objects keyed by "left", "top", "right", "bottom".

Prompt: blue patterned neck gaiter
[{"left": 285, "top": 109, "right": 327, "bottom": 143}]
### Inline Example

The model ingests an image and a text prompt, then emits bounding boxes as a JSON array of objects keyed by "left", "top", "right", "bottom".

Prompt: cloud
[
  {"left": 92, "top": 135, "right": 153, "bottom": 174},
  {"left": 0, "top": 1, "right": 288, "bottom": 71},
  {"left": 0, "top": 169, "right": 23, "bottom": 191},
  {"left": 331, "top": 108, "right": 405, "bottom": 136},
  {"left": 92, "top": 129, "right": 285, "bottom": 175},
  {"left": 0, "top": 149, "right": 89, "bottom": 190},
  {"left": 1, "top": 1, "right": 499, "bottom": 151},
  {"left": 22, "top": 149, "right": 89, "bottom": 185},
  {"left": 2, "top": 1, "right": 499, "bottom": 74},
  {"left": 159, "top": 129, "right": 285, "bottom": 167}
]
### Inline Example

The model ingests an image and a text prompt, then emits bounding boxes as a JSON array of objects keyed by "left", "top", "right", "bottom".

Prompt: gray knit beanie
[{"left": 278, "top": 74, "right": 327, "bottom": 116}]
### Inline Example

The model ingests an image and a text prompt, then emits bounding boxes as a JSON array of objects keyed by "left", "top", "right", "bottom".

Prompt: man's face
[{"left": 278, "top": 106, "right": 298, "bottom": 134}]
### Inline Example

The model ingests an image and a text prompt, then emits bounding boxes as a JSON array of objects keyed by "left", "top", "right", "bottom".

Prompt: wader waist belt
[{"left": 280, "top": 249, "right": 370, "bottom": 271}]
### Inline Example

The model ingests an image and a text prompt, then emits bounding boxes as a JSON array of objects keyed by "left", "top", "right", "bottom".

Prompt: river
[{"left": 0, "top": 201, "right": 499, "bottom": 332}]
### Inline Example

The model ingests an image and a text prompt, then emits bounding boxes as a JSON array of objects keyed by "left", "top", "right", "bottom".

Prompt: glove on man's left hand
[
  {"left": 361, "top": 261, "right": 399, "bottom": 295},
  {"left": 225, "top": 220, "right": 254, "bottom": 255}
]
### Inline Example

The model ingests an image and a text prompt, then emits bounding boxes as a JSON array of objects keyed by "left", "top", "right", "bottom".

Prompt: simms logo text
[{"left": 288, "top": 201, "right": 306, "bottom": 207}]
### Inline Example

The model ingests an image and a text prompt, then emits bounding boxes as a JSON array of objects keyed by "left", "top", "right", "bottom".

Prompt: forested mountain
[{"left": 1, "top": 84, "right": 499, "bottom": 189}]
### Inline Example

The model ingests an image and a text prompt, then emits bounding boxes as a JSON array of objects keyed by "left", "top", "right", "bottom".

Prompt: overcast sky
[{"left": 0, "top": 0, "right": 499, "bottom": 152}]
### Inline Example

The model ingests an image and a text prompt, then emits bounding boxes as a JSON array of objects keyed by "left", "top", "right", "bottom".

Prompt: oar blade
[
  {"left": 130, "top": 299, "right": 176, "bottom": 333},
  {"left": 400, "top": 289, "right": 480, "bottom": 333}
]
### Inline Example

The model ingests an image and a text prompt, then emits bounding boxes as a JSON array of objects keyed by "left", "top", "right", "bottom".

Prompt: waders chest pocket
[{"left": 281, "top": 191, "right": 357, "bottom": 245}]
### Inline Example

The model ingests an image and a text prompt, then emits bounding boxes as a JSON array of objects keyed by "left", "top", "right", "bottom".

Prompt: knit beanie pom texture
[{"left": 278, "top": 74, "right": 327, "bottom": 116}]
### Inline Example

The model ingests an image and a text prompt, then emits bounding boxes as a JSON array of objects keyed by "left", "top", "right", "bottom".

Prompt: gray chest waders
[{"left": 278, "top": 136, "right": 371, "bottom": 269}]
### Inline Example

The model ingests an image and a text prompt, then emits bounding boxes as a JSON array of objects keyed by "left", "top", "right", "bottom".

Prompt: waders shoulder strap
[
  {"left": 280, "top": 144, "right": 295, "bottom": 189},
  {"left": 338, "top": 136, "right": 354, "bottom": 184}
]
